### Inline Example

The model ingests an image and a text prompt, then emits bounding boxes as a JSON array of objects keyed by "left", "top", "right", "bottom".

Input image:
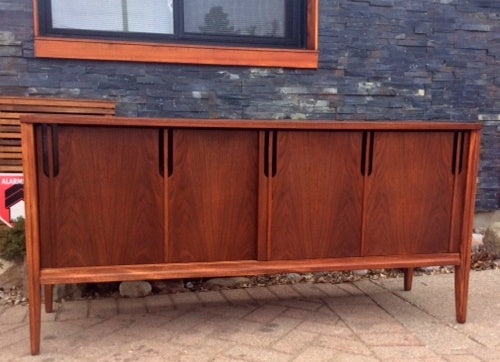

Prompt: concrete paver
[
  {"left": 0, "top": 269, "right": 499, "bottom": 361},
  {"left": 144, "top": 294, "right": 174, "bottom": 313},
  {"left": 271, "top": 328, "right": 317, "bottom": 354},
  {"left": 58, "top": 300, "right": 89, "bottom": 321},
  {"left": 0, "top": 304, "right": 26, "bottom": 324}
]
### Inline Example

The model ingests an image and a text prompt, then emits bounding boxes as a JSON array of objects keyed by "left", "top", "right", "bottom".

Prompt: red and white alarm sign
[{"left": 0, "top": 173, "right": 24, "bottom": 228}]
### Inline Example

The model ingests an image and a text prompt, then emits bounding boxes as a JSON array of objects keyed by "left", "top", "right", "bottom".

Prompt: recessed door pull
[
  {"left": 167, "top": 129, "right": 174, "bottom": 177},
  {"left": 41, "top": 124, "right": 50, "bottom": 177},
  {"left": 368, "top": 131, "right": 375, "bottom": 176},
  {"left": 264, "top": 131, "right": 270, "bottom": 177},
  {"left": 272, "top": 131, "right": 278, "bottom": 177},
  {"left": 158, "top": 129, "right": 165, "bottom": 177},
  {"left": 361, "top": 131, "right": 368, "bottom": 175},
  {"left": 51, "top": 125, "right": 59, "bottom": 177}
]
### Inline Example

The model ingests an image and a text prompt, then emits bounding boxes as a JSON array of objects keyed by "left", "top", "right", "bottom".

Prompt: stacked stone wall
[{"left": 0, "top": 0, "right": 499, "bottom": 210}]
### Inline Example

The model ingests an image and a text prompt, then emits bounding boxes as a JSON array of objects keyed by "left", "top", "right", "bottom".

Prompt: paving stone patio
[{"left": 0, "top": 270, "right": 499, "bottom": 361}]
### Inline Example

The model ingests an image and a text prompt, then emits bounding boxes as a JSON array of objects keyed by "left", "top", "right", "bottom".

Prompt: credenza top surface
[{"left": 20, "top": 114, "right": 482, "bottom": 131}]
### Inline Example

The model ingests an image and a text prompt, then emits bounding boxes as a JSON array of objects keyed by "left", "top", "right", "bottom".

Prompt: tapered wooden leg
[
  {"left": 22, "top": 123, "right": 42, "bottom": 354},
  {"left": 454, "top": 265, "right": 470, "bottom": 323},
  {"left": 28, "top": 281, "right": 41, "bottom": 355},
  {"left": 403, "top": 268, "right": 414, "bottom": 291},
  {"left": 44, "top": 285, "right": 53, "bottom": 313}
]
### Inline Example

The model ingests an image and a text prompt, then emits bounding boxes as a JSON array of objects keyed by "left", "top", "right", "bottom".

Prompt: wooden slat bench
[{"left": 0, "top": 97, "right": 116, "bottom": 173}]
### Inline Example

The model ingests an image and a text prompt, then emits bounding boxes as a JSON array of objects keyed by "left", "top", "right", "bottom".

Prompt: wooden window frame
[{"left": 33, "top": 0, "right": 319, "bottom": 69}]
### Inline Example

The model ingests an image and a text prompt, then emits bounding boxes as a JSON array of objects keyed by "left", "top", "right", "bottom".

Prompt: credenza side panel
[
  {"left": 450, "top": 132, "right": 470, "bottom": 253},
  {"left": 38, "top": 125, "right": 165, "bottom": 267},
  {"left": 364, "top": 131, "right": 455, "bottom": 256},
  {"left": 167, "top": 129, "right": 259, "bottom": 262},
  {"left": 35, "top": 126, "right": 54, "bottom": 268},
  {"left": 269, "top": 131, "right": 364, "bottom": 260}
]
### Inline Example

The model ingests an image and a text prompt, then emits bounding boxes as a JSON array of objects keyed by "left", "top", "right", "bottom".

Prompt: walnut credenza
[{"left": 21, "top": 115, "right": 481, "bottom": 355}]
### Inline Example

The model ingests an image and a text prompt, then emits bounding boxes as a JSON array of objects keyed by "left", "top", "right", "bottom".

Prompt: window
[
  {"left": 48, "top": 0, "right": 175, "bottom": 35},
  {"left": 34, "top": 0, "right": 319, "bottom": 68},
  {"left": 41, "top": 0, "right": 305, "bottom": 48}
]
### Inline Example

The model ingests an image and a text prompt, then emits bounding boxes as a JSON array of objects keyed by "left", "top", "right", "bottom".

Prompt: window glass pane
[
  {"left": 50, "top": 0, "right": 174, "bottom": 34},
  {"left": 183, "top": 0, "right": 286, "bottom": 37}
]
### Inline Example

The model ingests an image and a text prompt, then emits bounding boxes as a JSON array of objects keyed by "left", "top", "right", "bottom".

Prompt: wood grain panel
[
  {"left": 270, "top": 131, "right": 364, "bottom": 259},
  {"left": 168, "top": 129, "right": 259, "bottom": 262},
  {"left": 450, "top": 132, "right": 470, "bottom": 252},
  {"left": 38, "top": 126, "right": 164, "bottom": 267},
  {"left": 364, "top": 132, "right": 455, "bottom": 256},
  {"left": 35, "top": 126, "right": 54, "bottom": 268}
]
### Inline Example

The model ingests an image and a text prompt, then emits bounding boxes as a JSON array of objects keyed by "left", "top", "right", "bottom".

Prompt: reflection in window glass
[
  {"left": 183, "top": 0, "right": 286, "bottom": 37},
  {"left": 51, "top": 0, "right": 174, "bottom": 34}
]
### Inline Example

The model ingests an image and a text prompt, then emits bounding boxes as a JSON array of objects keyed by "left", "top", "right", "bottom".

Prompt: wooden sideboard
[{"left": 21, "top": 115, "right": 481, "bottom": 355}]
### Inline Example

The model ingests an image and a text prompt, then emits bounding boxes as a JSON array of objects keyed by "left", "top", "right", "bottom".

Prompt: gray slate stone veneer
[{"left": 0, "top": 0, "right": 499, "bottom": 210}]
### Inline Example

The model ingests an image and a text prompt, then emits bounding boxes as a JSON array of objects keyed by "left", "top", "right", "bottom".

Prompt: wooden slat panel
[
  {"left": 0, "top": 113, "right": 21, "bottom": 120},
  {"left": 0, "top": 121, "right": 21, "bottom": 126},
  {"left": 0, "top": 126, "right": 21, "bottom": 133},
  {"left": 0, "top": 97, "right": 115, "bottom": 109},
  {"left": 0, "top": 97, "right": 116, "bottom": 173},
  {"left": 0, "top": 152, "right": 23, "bottom": 159},
  {"left": 0, "top": 165, "right": 23, "bottom": 172},
  {"left": 0, "top": 159, "right": 22, "bottom": 165},
  {"left": 0, "top": 105, "right": 115, "bottom": 115},
  {"left": 1, "top": 146, "right": 22, "bottom": 152},
  {"left": 0, "top": 139, "right": 21, "bottom": 146},
  {"left": 0, "top": 132, "right": 21, "bottom": 139}
]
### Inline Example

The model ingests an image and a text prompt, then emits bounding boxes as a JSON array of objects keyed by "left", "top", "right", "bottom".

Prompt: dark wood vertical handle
[
  {"left": 361, "top": 131, "right": 368, "bottom": 175},
  {"left": 368, "top": 131, "right": 375, "bottom": 176},
  {"left": 51, "top": 125, "right": 59, "bottom": 177},
  {"left": 451, "top": 131, "right": 465, "bottom": 175},
  {"left": 41, "top": 124, "right": 50, "bottom": 177},
  {"left": 458, "top": 131, "right": 465, "bottom": 174},
  {"left": 158, "top": 129, "right": 164, "bottom": 177},
  {"left": 452, "top": 131, "right": 459, "bottom": 175},
  {"left": 272, "top": 131, "right": 278, "bottom": 177},
  {"left": 167, "top": 129, "right": 174, "bottom": 177},
  {"left": 264, "top": 131, "right": 269, "bottom": 177}
]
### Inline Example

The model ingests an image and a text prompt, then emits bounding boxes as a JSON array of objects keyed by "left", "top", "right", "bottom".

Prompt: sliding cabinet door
[
  {"left": 37, "top": 125, "right": 164, "bottom": 267},
  {"left": 269, "top": 131, "right": 364, "bottom": 260},
  {"left": 167, "top": 129, "right": 259, "bottom": 262},
  {"left": 363, "top": 131, "right": 456, "bottom": 256}
]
